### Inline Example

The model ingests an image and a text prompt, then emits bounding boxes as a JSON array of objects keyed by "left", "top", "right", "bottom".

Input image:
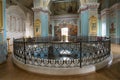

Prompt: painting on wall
[
  {"left": 110, "top": 23, "right": 115, "bottom": 34},
  {"left": 50, "top": 1, "right": 79, "bottom": 15},
  {"left": 89, "top": 16, "right": 97, "bottom": 35},
  {"left": 49, "top": 24, "right": 52, "bottom": 35},
  {"left": 0, "top": 1, "right": 3, "bottom": 30},
  {"left": 34, "top": 19, "right": 41, "bottom": 37},
  {"left": 54, "top": 26, "right": 61, "bottom": 38}
]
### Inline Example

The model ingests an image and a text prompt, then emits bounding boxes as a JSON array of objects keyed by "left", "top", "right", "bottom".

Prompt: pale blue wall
[
  {"left": 106, "top": 15, "right": 110, "bottom": 36},
  {"left": 0, "top": 42, "right": 7, "bottom": 64},
  {"left": 97, "top": 15, "right": 102, "bottom": 36},
  {"left": 101, "top": 14, "right": 110, "bottom": 37},
  {"left": 80, "top": 10, "right": 89, "bottom": 36},
  {"left": 3, "top": 0, "right": 6, "bottom": 40},
  {"left": 52, "top": 21, "right": 55, "bottom": 37},
  {"left": 101, "top": 2, "right": 120, "bottom": 43},
  {"left": 0, "top": 33, "right": 3, "bottom": 41},
  {"left": 40, "top": 12, "right": 49, "bottom": 37},
  {"left": 115, "top": 10, "right": 120, "bottom": 43},
  {"left": 0, "top": 0, "right": 7, "bottom": 64},
  {"left": 116, "top": 10, "right": 120, "bottom": 37}
]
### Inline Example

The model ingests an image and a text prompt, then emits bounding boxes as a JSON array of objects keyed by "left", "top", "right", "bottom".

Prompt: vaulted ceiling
[
  {"left": 9, "top": 0, "right": 119, "bottom": 11},
  {"left": 16, "top": 0, "right": 33, "bottom": 8}
]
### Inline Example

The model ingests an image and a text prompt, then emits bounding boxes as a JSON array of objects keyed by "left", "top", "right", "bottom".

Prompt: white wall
[
  {"left": 6, "top": 5, "right": 33, "bottom": 45},
  {"left": 6, "top": 5, "right": 25, "bottom": 44}
]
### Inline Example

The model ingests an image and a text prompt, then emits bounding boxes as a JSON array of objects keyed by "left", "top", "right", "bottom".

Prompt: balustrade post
[
  {"left": 109, "top": 37, "right": 111, "bottom": 55},
  {"left": 13, "top": 38, "right": 15, "bottom": 55},
  {"left": 80, "top": 41, "right": 82, "bottom": 68},
  {"left": 23, "top": 37, "right": 26, "bottom": 64}
]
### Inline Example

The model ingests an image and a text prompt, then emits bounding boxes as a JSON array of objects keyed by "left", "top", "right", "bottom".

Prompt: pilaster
[{"left": 33, "top": 7, "right": 50, "bottom": 37}]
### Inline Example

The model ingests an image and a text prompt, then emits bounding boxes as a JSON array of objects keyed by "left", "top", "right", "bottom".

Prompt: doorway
[{"left": 61, "top": 28, "right": 68, "bottom": 42}]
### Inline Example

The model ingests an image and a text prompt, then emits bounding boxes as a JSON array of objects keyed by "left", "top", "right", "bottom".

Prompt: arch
[
  {"left": 6, "top": 5, "right": 26, "bottom": 44},
  {"left": 7, "top": 5, "right": 26, "bottom": 19},
  {"left": 6, "top": 5, "right": 26, "bottom": 32}
]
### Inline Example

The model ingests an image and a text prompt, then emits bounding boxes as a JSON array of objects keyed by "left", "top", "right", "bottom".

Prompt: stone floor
[{"left": 0, "top": 44, "right": 120, "bottom": 80}]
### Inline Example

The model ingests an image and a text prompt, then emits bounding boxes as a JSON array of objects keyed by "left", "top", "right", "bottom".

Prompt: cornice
[
  {"left": 110, "top": 2, "right": 120, "bottom": 11},
  {"left": 32, "top": 7, "right": 50, "bottom": 14},
  {"left": 50, "top": 14, "right": 79, "bottom": 20},
  {"left": 78, "top": 3, "right": 99, "bottom": 13},
  {"left": 101, "top": 8, "right": 110, "bottom": 16},
  {"left": 87, "top": 3, "right": 100, "bottom": 9},
  {"left": 101, "top": 3, "right": 120, "bottom": 17}
]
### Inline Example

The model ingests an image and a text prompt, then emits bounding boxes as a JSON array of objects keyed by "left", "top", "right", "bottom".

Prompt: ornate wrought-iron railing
[{"left": 13, "top": 36, "right": 111, "bottom": 68}]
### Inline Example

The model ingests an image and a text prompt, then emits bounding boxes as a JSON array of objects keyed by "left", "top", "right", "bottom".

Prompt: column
[
  {"left": 101, "top": 9, "right": 110, "bottom": 37},
  {"left": 87, "top": 3, "right": 99, "bottom": 36},
  {"left": 40, "top": 11, "right": 49, "bottom": 37},
  {"left": 0, "top": 0, "right": 7, "bottom": 64},
  {"left": 80, "top": 6, "right": 89, "bottom": 36},
  {"left": 115, "top": 4, "right": 120, "bottom": 43},
  {"left": 33, "top": 0, "right": 50, "bottom": 37},
  {"left": 97, "top": 14, "right": 102, "bottom": 36}
]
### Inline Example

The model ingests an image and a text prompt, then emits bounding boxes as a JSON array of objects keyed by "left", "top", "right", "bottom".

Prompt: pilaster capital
[
  {"left": 87, "top": 3, "right": 100, "bottom": 9},
  {"left": 78, "top": 6, "right": 88, "bottom": 13},
  {"left": 32, "top": 7, "right": 50, "bottom": 14}
]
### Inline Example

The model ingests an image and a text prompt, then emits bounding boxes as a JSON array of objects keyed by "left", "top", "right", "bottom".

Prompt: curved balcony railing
[{"left": 13, "top": 36, "right": 111, "bottom": 68}]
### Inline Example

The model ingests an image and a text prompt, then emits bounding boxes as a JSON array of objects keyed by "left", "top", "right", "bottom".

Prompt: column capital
[
  {"left": 87, "top": 3, "right": 100, "bottom": 9},
  {"left": 32, "top": 7, "right": 50, "bottom": 14},
  {"left": 78, "top": 6, "right": 88, "bottom": 13}
]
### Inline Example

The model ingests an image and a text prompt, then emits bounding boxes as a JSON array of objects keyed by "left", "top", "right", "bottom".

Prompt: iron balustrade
[{"left": 13, "top": 36, "right": 111, "bottom": 68}]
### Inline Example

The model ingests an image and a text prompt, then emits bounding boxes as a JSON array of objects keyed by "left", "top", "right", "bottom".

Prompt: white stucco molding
[
  {"left": 101, "top": 8, "right": 110, "bottom": 16},
  {"left": 101, "top": 2, "right": 120, "bottom": 17},
  {"left": 12, "top": 53, "right": 112, "bottom": 75},
  {"left": 51, "top": 14, "right": 79, "bottom": 20},
  {"left": 110, "top": 2, "right": 120, "bottom": 11},
  {"left": 32, "top": 7, "right": 50, "bottom": 14}
]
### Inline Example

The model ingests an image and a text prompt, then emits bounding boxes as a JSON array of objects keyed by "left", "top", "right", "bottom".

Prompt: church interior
[{"left": 0, "top": 0, "right": 120, "bottom": 80}]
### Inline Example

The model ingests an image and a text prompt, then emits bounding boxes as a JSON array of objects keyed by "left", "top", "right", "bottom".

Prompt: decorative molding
[
  {"left": 110, "top": 2, "right": 120, "bottom": 11},
  {"left": 87, "top": 3, "right": 100, "bottom": 9},
  {"left": 50, "top": 14, "right": 79, "bottom": 20},
  {"left": 101, "top": 8, "right": 110, "bottom": 17},
  {"left": 78, "top": 3, "right": 99, "bottom": 13},
  {"left": 78, "top": 6, "right": 88, "bottom": 12},
  {"left": 32, "top": 7, "right": 50, "bottom": 14},
  {"left": 13, "top": 54, "right": 112, "bottom": 75},
  {"left": 101, "top": 3, "right": 120, "bottom": 17}
]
